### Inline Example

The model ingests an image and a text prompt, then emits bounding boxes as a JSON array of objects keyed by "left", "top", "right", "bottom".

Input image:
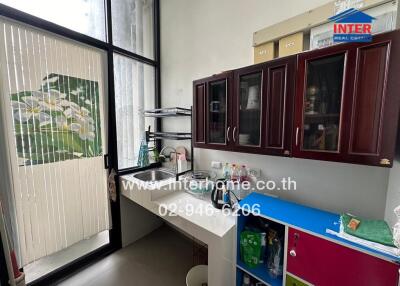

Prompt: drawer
[
  {"left": 287, "top": 228, "right": 399, "bottom": 286},
  {"left": 286, "top": 274, "right": 310, "bottom": 286}
]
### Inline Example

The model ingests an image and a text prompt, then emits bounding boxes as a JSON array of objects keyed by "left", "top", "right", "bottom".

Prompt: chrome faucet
[{"left": 159, "top": 146, "right": 177, "bottom": 173}]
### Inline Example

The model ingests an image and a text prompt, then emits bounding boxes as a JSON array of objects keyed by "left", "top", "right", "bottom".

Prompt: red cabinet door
[
  {"left": 262, "top": 56, "right": 295, "bottom": 156},
  {"left": 193, "top": 72, "right": 233, "bottom": 150},
  {"left": 345, "top": 31, "right": 400, "bottom": 167},
  {"left": 287, "top": 228, "right": 399, "bottom": 286},
  {"left": 293, "top": 44, "right": 355, "bottom": 163},
  {"left": 293, "top": 30, "right": 400, "bottom": 167},
  {"left": 232, "top": 63, "right": 265, "bottom": 153},
  {"left": 231, "top": 56, "right": 295, "bottom": 156},
  {"left": 193, "top": 80, "right": 207, "bottom": 147}
]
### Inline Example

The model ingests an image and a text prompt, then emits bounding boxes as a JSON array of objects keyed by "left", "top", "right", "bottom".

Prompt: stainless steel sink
[{"left": 132, "top": 169, "right": 175, "bottom": 182}]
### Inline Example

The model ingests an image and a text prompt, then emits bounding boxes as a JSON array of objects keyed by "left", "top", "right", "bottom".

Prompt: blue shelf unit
[{"left": 236, "top": 208, "right": 285, "bottom": 286}]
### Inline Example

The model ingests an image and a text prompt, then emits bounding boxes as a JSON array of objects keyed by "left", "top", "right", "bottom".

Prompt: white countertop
[
  {"left": 119, "top": 172, "right": 237, "bottom": 286},
  {"left": 120, "top": 174, "right": 236, "bottom": 238},
  {"left": 153, "top": 191, "right": 236, "bottom": 238}
]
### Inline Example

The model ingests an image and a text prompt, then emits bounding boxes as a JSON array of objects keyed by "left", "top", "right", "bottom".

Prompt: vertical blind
[{"left": 0, "top": 17, "right": 110, "bottom": 266}]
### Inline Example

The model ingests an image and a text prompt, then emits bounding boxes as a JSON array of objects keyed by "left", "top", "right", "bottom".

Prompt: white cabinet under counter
[{"left": 119, "top": 174, "right": 236, "bottom": 286}]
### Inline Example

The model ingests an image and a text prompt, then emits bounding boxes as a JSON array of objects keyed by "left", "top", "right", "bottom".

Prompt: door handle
[
  {"left": 295, "top": 127, "right": 299, "bottom": 147},
  {"left": 233, "top": 126, "right": 237, "bottom": 143},
  {"left": 289, "top": 249, "right": 297, "bottom": 257},
  {"left": 226, "top": 126, "right": 230, "bottom": 142}
]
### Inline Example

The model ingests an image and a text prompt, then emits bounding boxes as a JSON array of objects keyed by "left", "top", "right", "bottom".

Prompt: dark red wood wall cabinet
[
  {"left": 193, "top": 72, "right": 233, "bottom": 150},
  {"left": 294, "top": 30, "right": 400, "bottom": 167},
  {"left": 193, "top": 30, "right": 400, "bottom": 167},
  {"left": 232, "top": 56, "right": 295, "bottom": 156},
  {"left": 193, "top": 56, "right": 296, "bottom": 156}
]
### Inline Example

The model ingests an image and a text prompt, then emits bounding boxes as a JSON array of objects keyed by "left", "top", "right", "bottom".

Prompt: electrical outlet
[
  {"left": 248, "top": 168, "right": 261, "bottom": 178},
  {"left": 211, "top": 161, "right": 222, "bottom": 169}
]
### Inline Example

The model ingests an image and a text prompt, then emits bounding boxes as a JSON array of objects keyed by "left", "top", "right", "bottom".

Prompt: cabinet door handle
[
  {"left": 295, "top": 127, "right": 299, "bottom": 146},
  {"left": 226, "top": 126, "right": 230, "bottom": 142},
  {"left": 233, "top": 126, "right": 237, "bottom": 143},
  {"left": 289, "top": 249, "right": 297, "bottom": 257}
]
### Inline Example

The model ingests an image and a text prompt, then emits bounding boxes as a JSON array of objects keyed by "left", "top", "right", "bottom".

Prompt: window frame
[{"left": 0, "top": 0, "right": 161, "bottom": 284}]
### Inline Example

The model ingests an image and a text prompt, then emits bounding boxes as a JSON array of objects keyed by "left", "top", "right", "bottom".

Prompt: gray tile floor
[
  {"left": 25, "top": 231, "right": 109, "bottom": 283},
  {"left": 56, "top": 225, "right": 194, "bottom": 286}
]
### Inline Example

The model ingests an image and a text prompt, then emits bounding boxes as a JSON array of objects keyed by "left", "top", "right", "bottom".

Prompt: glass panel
[
  {"left": 114, "top": 54, "right": 155, "bottom": 169},
  {"left": 208, "top": 80, "right": 227, "bottom": 144},
  {"left": 0, "top": 0, "right": 106, "bottom": 41},
  {"left": 238, "top": 72, "right": 262, "bottom": 146},
  {"left": 112, "top": 0, "right": 154, "bottom": 59},
  {"left": 302, "top": 54, "right": 345, "bottom": 151}
]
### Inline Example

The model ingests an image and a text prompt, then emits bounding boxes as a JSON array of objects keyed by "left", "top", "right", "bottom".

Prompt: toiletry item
[
  {"left": 260, "top": 232, "right": 266, "bottom": 264},
  {"left": 223, "top": 163, "right": 231, "bottom": 180},
  {"left": 242, "top": 274, "right": 251, "bottom": 286},
  {"left": 239, "top": 165, "right": 248, "bottom": 182},
  {"left": 267, "top": 229, "right": 283, "bottom": 277},
  {"left": 177, "top": 153, "right": 187, "bottom": 173},
  {"left": 137, "top": 140, "right": 149, "bottom": 167},
  {"left": 223, "top": 188, "right": 230, "bottom": 204},
  {"left": 231, "top": 164, "right": 239, "bottom": 181}
]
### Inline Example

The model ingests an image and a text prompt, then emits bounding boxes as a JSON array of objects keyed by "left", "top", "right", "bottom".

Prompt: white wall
[
  {"left": 160, "top": 0, "right": 390, "bottom": 219},
  {"left": 385, "top": 132, "right": 400, "bottom": 227},
  {"left": 385, "top": 159, "right": 400, "bottom": 227}
]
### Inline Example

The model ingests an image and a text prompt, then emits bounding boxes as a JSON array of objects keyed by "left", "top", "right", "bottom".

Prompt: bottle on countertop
[
  {"left": 239, "top": 165, "right": 248, "bottom": 182},
  {"left": 223, "top": 163, "right": 231, "bottom": 180},
  {"left": 231, "top": 164, "right": 239, "bottom": 182}
]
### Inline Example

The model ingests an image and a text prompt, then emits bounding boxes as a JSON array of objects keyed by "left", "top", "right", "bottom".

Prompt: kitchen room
[{"left": 1, "top": 0, "right": 400, "bottom": 285}]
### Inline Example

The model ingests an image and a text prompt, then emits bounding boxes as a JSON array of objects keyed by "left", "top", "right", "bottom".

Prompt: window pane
[
  {"left": 0, "top": 0, "right": 106, "bottom": 41},
  {"left": 112, "top": 0, "right": 154, "bottom": 59},
  {"left": 113, "top": 54, "right": 155, "bottom": 169}
]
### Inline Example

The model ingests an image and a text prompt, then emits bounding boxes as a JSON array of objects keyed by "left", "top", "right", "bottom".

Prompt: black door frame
[{"left": 0, "top": 1, "right": 161, "bottom": 284}]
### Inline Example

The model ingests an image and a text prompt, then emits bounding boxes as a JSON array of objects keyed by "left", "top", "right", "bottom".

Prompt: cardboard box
[
  {"left": 279, "top": 32, "right": 304, "bottom": 57},
  {"left": 254, "top": 42, "right": 275, "bottom": 64}
]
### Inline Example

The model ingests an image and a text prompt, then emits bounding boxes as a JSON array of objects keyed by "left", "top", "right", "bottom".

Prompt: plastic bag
[{"left": 240, "top": 230, "right": 262, "bottom": 268}]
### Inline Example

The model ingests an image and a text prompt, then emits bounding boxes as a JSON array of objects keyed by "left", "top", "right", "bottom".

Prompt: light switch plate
[{"left": 211, "top": 161, "right": 222, "bottom": 169}]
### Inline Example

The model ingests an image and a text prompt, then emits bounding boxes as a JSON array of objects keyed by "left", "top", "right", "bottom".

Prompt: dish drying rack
[{"left": 145, "top": 106, "right": 194, "bottom": 181}]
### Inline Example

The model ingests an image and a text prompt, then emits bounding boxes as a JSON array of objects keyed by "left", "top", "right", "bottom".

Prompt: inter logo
[{"left": 329, "top": 8, "right": 375, "bottom": 43}]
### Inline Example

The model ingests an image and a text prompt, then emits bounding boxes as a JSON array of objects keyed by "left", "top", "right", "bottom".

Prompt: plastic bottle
[
  {"left": 242, "top": 274, "right": 251, "bottom": 286},
  {"left": 231, "top": 164, "right": 239, "bottom": 181},
  {"left": 223, "top": 163, "right": 231, "bottom": 180},
  {"left": 239, "top": 165, "right": 248, "bottom": 182}
]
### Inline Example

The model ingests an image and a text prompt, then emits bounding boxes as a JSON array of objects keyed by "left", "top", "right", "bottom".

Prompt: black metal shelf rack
[{"left": 145, "top": 106, "right": 194, "bottom": 180}]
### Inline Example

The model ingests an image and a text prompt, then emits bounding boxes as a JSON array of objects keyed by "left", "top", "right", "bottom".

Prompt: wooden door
[
  {"left": 262, "top": 56, "right": 296, "bottom": 156},
  {"left": 345, "top": 31, "right": 400, "bottom": 167},
  {"left": 205, "top": 72, "right": 233, "bottom": 150},
  {"left": 232, "top": 64, "right": 264, "bottom": 153},
  {"left": 193, "top": 79, "right": 207, "bottom": 148},
  {"left": 293, "top": 44, "right": 355, "bottom": 163}
]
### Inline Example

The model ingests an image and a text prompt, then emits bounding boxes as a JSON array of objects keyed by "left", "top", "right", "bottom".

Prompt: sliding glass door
[
  {"left": 0, "top": 18, "right": 111, "bottom": 282},
  {"left": 0, "top": 0, "right": 159, "bottom": 284}
]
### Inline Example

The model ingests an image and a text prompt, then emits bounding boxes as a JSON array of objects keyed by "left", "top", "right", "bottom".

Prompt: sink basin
[{"left": 132, "top": 169, "right": 175, "bottom": 182}]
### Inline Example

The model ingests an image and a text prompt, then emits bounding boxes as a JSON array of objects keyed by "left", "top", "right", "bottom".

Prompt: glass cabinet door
[
  {"left": 302, "top": 54, "right": 345, "bottom": 152},
  {"left": 238, "top": 72, "right": 262, "bottom": 146},
  {"left": 208, "top": 80, "right": 227, "bottom": 144}
]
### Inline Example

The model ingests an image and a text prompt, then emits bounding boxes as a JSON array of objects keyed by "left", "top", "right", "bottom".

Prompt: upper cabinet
[
  {"left": 193, "top": 56, "right": 295, "bottom": 156},
  {"left": 293, "top": 31, "right": 400, "bottom": 167},
  {"left": 193, "top": 72, "right": 233, "bottom": 150},
  {"left": 293, "top": 46, "right": 350, "bottom": 162},
  {"left": 232, "top": 57, "right": 295, "bottom": 156},
  {"left": 193, "top": 30, "right": 400, "bottom": 167}
]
